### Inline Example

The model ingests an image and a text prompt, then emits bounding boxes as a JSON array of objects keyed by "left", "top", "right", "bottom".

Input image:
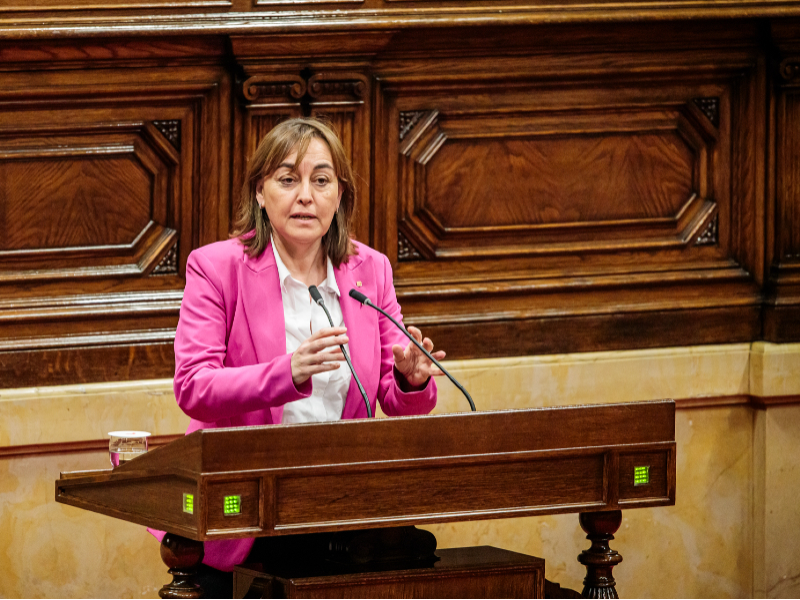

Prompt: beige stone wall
[{"left": 1, "top": 343, "right": 798, "bottom": 598}]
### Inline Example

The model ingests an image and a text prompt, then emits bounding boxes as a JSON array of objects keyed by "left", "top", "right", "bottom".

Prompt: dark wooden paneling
[
  {"left": 0, "top": 48, "right": 230, "bottom": 386},
  {"left": 765, "top": 22, "right": 800, "bottom": 339},
  {"left": 0, "top": 19, "right": 799, "bottom": 385}
]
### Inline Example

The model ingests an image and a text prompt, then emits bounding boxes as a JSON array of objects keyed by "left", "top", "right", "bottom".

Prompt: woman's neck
[{"left": 272, "top": 234, "right": 327, "bottom": 286}]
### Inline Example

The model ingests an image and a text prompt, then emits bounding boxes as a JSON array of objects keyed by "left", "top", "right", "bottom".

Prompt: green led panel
[
  {"left": 224, "top": 495, "right": 242, "bottom": 516},
  {"left": 634, "top": 465, "right": 650, "bottom": 486},
  {"left": 183, "top": 493, "right": 194, "bottom": 514}
]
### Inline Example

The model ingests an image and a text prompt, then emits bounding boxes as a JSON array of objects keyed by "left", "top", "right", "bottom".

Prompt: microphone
[
  {"left": 308, "top": 285, "right": 372, "bottom": 418},
  {"left": 349, "top": 289, "right": 476, "bottom": 412}
]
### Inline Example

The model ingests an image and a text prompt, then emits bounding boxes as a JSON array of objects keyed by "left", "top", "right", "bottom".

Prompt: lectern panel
[
  {"left": 618, "top": 450, "right": 670, "bottom": 503},
  {"left": 207, "top": 480, "right": 260, "bottom": 530},
  {"left": 56, "top": 474, "right": 197, "bottom": 535},
  {"left": 274, "top": 455, "right": 604, "bottom": 527}
]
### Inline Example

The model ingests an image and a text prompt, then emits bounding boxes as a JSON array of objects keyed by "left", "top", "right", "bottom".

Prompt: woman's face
[{"left": 256, "top": 137, "right": 342, "bottom": 254}]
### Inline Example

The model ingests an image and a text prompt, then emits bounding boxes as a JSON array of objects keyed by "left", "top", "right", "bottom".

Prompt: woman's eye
[
  {"left": 315, "top": 177, "right": 329, "bottom": 186},
  {"left": 280, "top": 177, "right": 295, "bottom": 185}
]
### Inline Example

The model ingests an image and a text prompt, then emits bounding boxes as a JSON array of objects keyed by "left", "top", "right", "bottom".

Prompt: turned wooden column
[
  {"left": 577, "top": 510, "right": 623, "bottom": 599},
  {"left": 159, "top": 533, "right": 205, "bottom": 599}
]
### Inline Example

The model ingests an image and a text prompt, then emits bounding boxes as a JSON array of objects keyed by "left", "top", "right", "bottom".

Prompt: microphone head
[
  {"left": 349, "top": 289, "right": 369, "bottom": 305},
  {"left": 308, "top": 285, "right": 323, "bottom": 304}
]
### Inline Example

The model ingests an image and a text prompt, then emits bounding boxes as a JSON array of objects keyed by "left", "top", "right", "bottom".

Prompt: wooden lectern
[{"left": 56, "top": 400, "right": 676, "bottom": 598}]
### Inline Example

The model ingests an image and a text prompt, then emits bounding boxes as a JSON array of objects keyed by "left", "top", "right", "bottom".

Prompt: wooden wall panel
[
  {"left": 0, "top": 19, "right": 798, "bottom": 385},
  {"left": 0, "top": 50, "right": 230, "bottom": 386},
  {"left": 369, "top": 30, "right": 763, "bottom": 355},
  {"left": 765, "top": 22, "right": 800, "bottom": 341}
]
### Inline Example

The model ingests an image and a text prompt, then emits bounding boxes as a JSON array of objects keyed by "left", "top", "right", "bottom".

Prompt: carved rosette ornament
[
  {"left": 398, "top": 231, "right": 423, "bottom": 261},
  {"left": 695, "top": 214, "right": 718, "bottom": 246},
  {"left": 693, "top": 97, "right": 719, "bottom": 128},
  {"left": 400, "top": 111, "right": 426, "bottom": 140},
  {"left": 153, "top": 120, "right": 181, "bottom": 151},
  {"left": 152, "top": 242, "right": 179, "bottom": 275}
]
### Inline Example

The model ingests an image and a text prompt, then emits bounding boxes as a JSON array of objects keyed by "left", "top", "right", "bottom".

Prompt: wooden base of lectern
[{"left": 233, "top": 546, "right": 545, "bottom": 599}]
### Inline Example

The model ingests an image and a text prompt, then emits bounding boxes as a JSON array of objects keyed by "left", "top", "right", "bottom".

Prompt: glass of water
[{"left": 108, "top": 431, "right": 150, "bottom": 467}]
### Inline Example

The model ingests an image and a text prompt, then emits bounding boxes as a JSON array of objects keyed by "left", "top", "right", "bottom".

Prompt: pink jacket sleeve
[
  {"left": 374, "top": 254, "right": 437, "bottom": 417},
  {"left": 173, "top": 250, "right": 312, "bottom": 422}
]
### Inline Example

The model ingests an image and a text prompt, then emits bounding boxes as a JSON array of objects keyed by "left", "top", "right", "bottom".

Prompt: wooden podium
[{"left": 56, "top": 400, "right": 676, "bottom": 598}]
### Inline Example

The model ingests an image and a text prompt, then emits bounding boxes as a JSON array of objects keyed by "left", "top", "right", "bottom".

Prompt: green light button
[
  {"left": 634, "top": 465, "right": 650, "bottom": 486},
  {"left": 183, "top": 493, "right": 194, "bottom": 514},
  {"left": 224, "top": 495, "right": 242, "bottom": 516}
]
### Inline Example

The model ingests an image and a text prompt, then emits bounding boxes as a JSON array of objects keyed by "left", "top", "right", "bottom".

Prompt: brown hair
[{"left": 232, "top": 117, "right": 357, "bottom": 266}]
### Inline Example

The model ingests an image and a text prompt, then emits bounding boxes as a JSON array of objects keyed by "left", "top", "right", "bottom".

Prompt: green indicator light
[
  {"left": 183, "top": 493, "right": 194, "bottom": 514},
  {"left": 224, "top": 495, "right": 242, "bottom": 516},
  {"left": 634, "top": 465, "right": 650, "bottom": 486}
]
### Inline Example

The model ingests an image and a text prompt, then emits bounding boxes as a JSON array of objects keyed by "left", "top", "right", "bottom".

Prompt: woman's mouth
[{"left": 292, "top": 215, "right": 315, "bottom": 220}]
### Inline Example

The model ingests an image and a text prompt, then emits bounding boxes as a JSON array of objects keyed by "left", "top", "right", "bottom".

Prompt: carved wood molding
[
  {"left": 779, "top": 58, "right": 800, "bottom": 82},
  {"left": 695, "top": 213, "right": 719, "bottom": 246},
  {"left": 241, "top": 75, "right": 306, "bottom": 102},
  {"left": 0, "top": 9, "right": 797, "bottom": 38},
  {"left": 397, "top": 101, "right": 719, "bottom": 260},
  {"left": 307, "top": 72, "right": 368, "bottom": 100},
  {"left": 153, "top": 120, "right": 181, "bottom": 151},
  {"left": 693, "top": 97, "right": 720, "bottom": 128},
  {"left": 152, "top": 240, "right": 179, "bottom": 276},
  {"left": 397, "top": 230, "right": 423, "bottom": 262},
  {"left": 0, "top": 122, "right": 179, "bottom": 281},
  {"left": 400, "top": 111, "right": 426, "bottom": 140}
]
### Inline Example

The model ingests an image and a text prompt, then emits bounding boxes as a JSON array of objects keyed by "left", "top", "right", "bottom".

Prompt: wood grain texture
[
  {"left": 424, "top": 133, "right": 694, "bottom": 228},
  {"left": 0, "top": 19, "right": 799, "bottom": 384},
  {"left": 276, "top": 455, "right": 605, "bottom": 526},
  {"left": 55, "top": 401, "right": 676, "bottom": 540},
  {"left": 0, "top": 58, "right": 229, "bottom": 386}
]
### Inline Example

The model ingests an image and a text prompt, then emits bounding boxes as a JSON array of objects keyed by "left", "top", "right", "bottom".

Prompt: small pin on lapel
[{"left": 356, "top": 281, "right": 362, "bottom": 287}]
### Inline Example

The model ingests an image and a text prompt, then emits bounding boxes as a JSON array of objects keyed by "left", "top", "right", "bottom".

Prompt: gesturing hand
[
  {"left": 392, "top": 326, "right": 446, "bottom": 389},
  {"left": 291, "top": 326, "right": 348, "bottom": 386}
]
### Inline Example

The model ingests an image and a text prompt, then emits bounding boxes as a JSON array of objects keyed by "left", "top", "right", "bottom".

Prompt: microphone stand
[
  {"left": 309, "top": 285, "right": 372, "bottom": 418},
  {"left": 349, "top": 289, "right": 476, "bottom": 412}
]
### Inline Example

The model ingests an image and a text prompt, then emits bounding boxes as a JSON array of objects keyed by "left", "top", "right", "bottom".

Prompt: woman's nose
[{"left": 297, "top": 179, "right": 313, "bottom": 203}]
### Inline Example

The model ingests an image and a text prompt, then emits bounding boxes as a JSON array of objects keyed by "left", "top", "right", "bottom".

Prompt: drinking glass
[{"left": 108, "top": 431, "right": 150, "bottom": 467}]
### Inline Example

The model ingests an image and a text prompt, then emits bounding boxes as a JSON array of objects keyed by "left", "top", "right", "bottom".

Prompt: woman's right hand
[{"left": 291, "top": 326, "right": 348, "bottom": 386}]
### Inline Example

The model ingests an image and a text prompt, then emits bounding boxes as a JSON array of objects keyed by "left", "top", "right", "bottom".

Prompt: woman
[{"left": 157, "top": 118, "right": 444, "bottom": 590}]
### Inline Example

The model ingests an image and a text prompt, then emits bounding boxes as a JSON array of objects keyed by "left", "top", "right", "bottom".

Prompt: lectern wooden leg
[
  {"left": 577, "top": 510, "right": 623, "bottom": 599},
  {"left": 159, "top": 533, "right": 205, "bottom": 599}
]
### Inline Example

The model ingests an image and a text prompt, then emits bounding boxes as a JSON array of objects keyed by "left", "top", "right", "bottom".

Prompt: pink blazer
[{"left": 152, "top": 237, "right": 437, "bottom": 571}]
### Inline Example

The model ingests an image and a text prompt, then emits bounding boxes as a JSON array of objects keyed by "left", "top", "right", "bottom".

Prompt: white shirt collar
[{"left": 271, "top": 236, "right": 341, "bottom": 297}]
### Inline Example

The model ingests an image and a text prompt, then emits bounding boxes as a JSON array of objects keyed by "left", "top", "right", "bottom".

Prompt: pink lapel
[
  {"left": 336, "top": 252, "right": 379, "bottom": 419},
  {"left": 239, "top": 241, "right": 288, "bottom": 425}
]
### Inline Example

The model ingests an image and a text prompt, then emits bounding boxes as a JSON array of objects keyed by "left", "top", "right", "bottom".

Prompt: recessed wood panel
[
  {"left": 426, "top": 133, "right": 694, "bottom": 228},
  {"left": 276, "top": 456, "right": 604, "bottom": 526},
  {"left": 398, "top": 103, "right": 717, "bottom": 258},
  {"left": 1, "top": 154, "right": 151, "bottom": 250},
  {"left": 0, "top": 61, "right": 230, "bottom": 387}
]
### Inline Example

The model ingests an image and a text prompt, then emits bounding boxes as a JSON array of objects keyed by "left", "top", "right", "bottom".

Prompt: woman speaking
[{"left": 162, "top": 117, "right": 444, "bottom": 591}]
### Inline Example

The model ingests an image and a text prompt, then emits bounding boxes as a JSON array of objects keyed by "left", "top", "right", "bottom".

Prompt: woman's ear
[{"left": 255, "top": 179, "right": 265, "bottom": 208}]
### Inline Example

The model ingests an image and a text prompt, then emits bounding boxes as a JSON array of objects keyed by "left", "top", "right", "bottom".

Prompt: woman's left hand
[{"left": 392, "top": 326, "right": 446, "bottom": 389}]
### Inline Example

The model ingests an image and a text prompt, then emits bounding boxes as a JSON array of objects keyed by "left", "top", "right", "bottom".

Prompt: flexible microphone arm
[
  {"left": 308, "top": 285, "right": 372, "bottom": 418},
  {"left": 349, "top": 289, "right": 476, "bottom": 412}
]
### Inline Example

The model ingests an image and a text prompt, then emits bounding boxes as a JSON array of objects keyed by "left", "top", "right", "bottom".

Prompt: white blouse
[{"left": 271, "top": 241, "right": 352, "bottom": 424}]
